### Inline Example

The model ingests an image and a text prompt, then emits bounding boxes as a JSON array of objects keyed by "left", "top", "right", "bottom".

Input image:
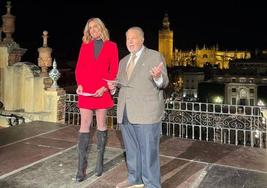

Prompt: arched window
[{"left": 203, "top": 54, "right": 208, "bottom": 58}]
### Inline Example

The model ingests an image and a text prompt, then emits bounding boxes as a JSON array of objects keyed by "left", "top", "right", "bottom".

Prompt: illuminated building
[{"left": 158, "top": 14, "right": 251, "bottom": 69}]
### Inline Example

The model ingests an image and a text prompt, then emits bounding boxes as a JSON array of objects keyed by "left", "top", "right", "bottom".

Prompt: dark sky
[{"left": 0, "top": 0, "right": 266, "bottom": 65}]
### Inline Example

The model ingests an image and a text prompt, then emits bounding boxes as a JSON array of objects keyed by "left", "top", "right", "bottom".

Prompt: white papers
[
  {"left": 77, "top": 92, "right": 96, "bottom": 96},
  {"left": 103, "top": 79, "right": 128, "bottom": 87},
  {"left": 102, "top": 79, "right": 119, "bottom": 83}
]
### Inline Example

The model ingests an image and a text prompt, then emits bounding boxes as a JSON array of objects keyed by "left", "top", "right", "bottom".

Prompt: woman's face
[{"left": 88, "top": 20, "right": 101, "bottom": 40}]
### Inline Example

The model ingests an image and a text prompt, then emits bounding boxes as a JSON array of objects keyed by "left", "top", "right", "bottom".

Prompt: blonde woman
[{"left": 75, "top": 17, "right": 118, "bottom": 182}]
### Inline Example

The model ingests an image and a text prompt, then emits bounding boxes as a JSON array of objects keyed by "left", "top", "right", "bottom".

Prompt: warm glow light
[
  {"left": 255, "top": 130, "right": 260, "bottom": 139},
  {"left": 213, "top": 96, "right": 223, "bottom": 104},
  {"left": 257, "top": 100, "right": 265, "bottom": 106}
]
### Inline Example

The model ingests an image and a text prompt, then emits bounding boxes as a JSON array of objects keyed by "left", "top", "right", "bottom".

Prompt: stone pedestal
[
  {"left": 8, "top": 47, "right": 27, "bottom": 66},
  {"left": 45, "top": 88, "right": 66, "bottom": 123}
]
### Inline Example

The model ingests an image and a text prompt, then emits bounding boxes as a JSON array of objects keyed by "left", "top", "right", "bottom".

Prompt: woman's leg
[
  {"left": 79, "top": 108, "right": 94, "bottom": 133},
  {"left": 76, "top": 108, "right": 94, "bottom": 182},
  {"left": 95, "top": 109, "right": 108, "bottom": 176},
  {"left": 95, "top": 109, "right": 107, "bottom": 131}
]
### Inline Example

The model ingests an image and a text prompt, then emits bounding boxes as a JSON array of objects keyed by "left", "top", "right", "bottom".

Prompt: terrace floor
[{"left": 0, "top": 121, "right": 267, "bottom": 188}]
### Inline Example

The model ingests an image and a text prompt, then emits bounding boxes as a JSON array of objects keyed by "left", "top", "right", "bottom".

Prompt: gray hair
[{"left": 126, "top": 26, "right": 144, "bottom": 38}]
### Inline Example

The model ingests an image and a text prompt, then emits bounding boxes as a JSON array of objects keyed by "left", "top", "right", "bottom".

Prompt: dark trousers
[{"left": 120, "top": 109, "right": 161, "bottom": 188}]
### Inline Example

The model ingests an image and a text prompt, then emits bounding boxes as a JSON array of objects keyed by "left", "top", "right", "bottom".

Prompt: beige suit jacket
[{"left": 116, "top": 47, "right": 169, "bottom": 124}]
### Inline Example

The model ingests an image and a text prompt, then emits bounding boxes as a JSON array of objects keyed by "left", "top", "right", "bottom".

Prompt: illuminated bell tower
[{"left": 158, "top": 14, "right": 173, "bottom": 67}]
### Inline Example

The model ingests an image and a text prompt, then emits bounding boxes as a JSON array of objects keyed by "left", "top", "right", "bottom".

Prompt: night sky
[{"left": 0, "top": 0, "right": 266, "bottom": 66}]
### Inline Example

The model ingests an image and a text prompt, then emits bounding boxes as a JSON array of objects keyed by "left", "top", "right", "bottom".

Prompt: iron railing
[
  {"left": 65, "top": 94, "right": 118, "bottom": 129},
  {"left": 163, "top": 100, "right": 266, "bottom": 148},
  {"left": 65, "top": 94, "right": 266, "bottom": 149}
]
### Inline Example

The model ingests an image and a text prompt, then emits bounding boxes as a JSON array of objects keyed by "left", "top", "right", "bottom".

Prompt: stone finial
[
  {"left": 6, "top": 1, "right": 12, "bottom": 15},
  {"left": 2, "top": 1, "right": 16, "bottom": 43},
  {"left": 42, "top": 31, "right": 48, "bottom": 47},
  {"left": 49, "top": 59, "right": 61, "bottom": 89},
  {"left": 38, "top": 31, "right": 52, "bottom": 77},
  {"left": 162, "top": 13, "right": 170, "bottom": 30}
]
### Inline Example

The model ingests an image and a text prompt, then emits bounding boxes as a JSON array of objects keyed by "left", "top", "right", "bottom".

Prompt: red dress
[{"left": 75, "top": 40, "right": 119, "bottom": 109}]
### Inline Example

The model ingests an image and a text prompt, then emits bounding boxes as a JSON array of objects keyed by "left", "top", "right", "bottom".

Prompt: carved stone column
[
  {"left": 38, "top": 31, "right": 52, "bottom": 77},
  {"left": 0, "top": 27, "right": 2, "bottom": 43},
  {"left": 46, "top": 85, "right": 66, "bottom": 123},
  {"left": 56, "top": 89, "right": 66, "bottom": 123},
  {"left": 2, "top": 1, "right": 15, "bottom": 44}
]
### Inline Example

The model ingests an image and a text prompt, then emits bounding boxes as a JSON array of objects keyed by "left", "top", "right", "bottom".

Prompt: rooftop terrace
[{"left": 0, "top": 121, "right": 266, "bottom": 188}]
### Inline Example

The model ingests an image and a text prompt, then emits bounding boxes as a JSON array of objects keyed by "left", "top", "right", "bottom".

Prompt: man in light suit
[{"left": 108, "top": 27, "right": 169, "bottom": 188}]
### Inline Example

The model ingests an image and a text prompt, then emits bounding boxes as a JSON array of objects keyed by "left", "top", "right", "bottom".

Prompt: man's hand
[
  {"left": 107, "top": 81, "right": 117, "bottom": 95},
  {"left": 150, "top": 62, "right": 163, "bottom": 80}
]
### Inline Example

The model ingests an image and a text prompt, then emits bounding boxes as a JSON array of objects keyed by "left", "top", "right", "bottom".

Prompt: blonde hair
[{"left": 82, "top": 18, "right": 110, "bottom": 43}]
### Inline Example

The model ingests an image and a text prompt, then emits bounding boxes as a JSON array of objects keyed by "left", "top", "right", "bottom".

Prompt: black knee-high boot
[
  {"left": 76, "top": 133, "right": 90, "bottom": 182},
  {"left": 95, "top": 130, "right": 107, "bottom": 176}
]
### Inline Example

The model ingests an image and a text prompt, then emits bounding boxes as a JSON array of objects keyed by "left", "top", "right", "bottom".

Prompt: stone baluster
[{"left": 38, "top": 31, "right": 52, "bottom": 77}]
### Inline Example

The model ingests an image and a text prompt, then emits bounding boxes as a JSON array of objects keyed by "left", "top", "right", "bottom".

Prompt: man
[{"left": 108, "top": 27, "right": 169, "bottom": 188}]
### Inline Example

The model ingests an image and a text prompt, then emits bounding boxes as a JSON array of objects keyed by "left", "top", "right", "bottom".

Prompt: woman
[{"left": 75, "top": 17, "right": 119, "bottom": 182}]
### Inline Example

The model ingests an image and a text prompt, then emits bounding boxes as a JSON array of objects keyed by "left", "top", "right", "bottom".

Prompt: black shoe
[{"left": 75, "top": 175, "right": 86, "bottom": 182}]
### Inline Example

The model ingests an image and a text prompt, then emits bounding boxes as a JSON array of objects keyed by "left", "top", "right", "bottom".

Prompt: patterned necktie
[{"left": 127, "top": 53, "right": 137, "bottom": 79}]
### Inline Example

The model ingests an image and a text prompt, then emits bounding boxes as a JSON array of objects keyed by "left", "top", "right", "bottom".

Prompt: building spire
[{"left": 162, "top": 13, "right": 170, "bottom": 30}]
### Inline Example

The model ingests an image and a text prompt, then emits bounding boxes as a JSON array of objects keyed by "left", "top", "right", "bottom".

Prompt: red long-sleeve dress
[{"left": 75, "top": 40, "right": 119, "bottom": 109}]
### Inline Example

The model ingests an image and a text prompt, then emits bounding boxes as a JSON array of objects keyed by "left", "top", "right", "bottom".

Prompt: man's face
[{"left": 126, "top": 29, "right": 144, "bottom": 53}]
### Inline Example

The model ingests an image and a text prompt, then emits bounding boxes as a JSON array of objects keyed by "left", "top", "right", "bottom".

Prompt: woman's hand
[
  {"left": 94, "top": 86, "right": 107, "bottom": 97},
  {"left": 76, "top": 85, "right": 83, "bottom": 94}
]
